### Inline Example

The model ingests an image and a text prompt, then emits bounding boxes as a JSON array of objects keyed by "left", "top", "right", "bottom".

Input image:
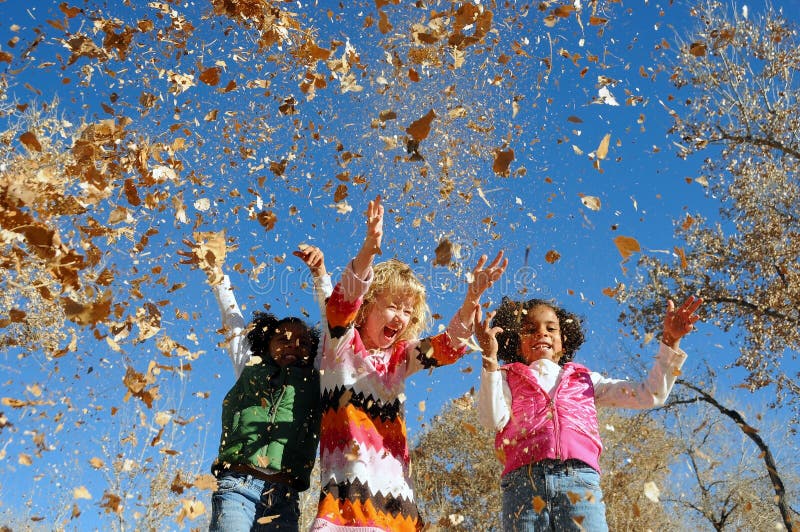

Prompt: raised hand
[
  {"left": 177, "top": 231, "right": 227, "bottom": 286},
  {"left": 662, "top": 295, "right": 703, "bottom": 349},
  {"left": 353, "top": 195, "right": 384, "bottom": 275},
  {"left": 293, "top": 244, "right": 327, "bottom": 278},
  {"left": 364, "top": 195, "right": 384, "bottom": 256},
  {"left": 459, "top": 250, "right": 507, "bottom": 327},
  {"left": 475, "top": 308, "right": 503, "bottom": 371}
]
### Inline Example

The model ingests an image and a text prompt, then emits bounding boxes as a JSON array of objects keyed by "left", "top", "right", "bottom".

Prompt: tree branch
[
  {"left": 718, "top": 130, "right": 800, "bottom": 160},
  {"left": 703, "top": 296, "right": 798, "bottom": 324},
  {"left": 675, "top": 379, "right": 795, "bottom": 531}
]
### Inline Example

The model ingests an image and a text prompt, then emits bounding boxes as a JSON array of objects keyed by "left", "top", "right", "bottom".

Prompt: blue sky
[{"left": 1, "top": 0, "right": 798, "bottom": 528}]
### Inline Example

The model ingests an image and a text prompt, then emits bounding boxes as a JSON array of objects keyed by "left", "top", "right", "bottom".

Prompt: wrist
[{"left": 662, "top": 332, "right": 680, "bottom": 347}]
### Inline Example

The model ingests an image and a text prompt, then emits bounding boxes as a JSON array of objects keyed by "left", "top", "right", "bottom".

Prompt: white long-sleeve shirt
[
  {"left": 477, "top": 342, "right": 687, "bottom": 432},
  {"left": 212, "top": 272, "right": 333, "bottom": 378}
]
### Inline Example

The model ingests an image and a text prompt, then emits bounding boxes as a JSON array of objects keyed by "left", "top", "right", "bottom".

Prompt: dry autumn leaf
[
  {"left": 20, "top": 131, "right": 43, "bottom": 152},
  {"left": 545, "top": 250, "right": 561, "bottom": 264},
  {"left": 613, "top": 235, "right": 641, "bottom": 260},
  {"left": 580, "top": 195, "right": 601, "bottom": 211},
  {"left": 406, "top": 109, "right": 436, "bottom": 142},
  {"left": 433, "top": 238, "right": 455, "bottom": 266},
  {"left": 492, "top": 148, "right": 514, "bottom": 177},
  {"left": 596, "top": 133, "right": 611, "bottom": 160},
  {"left": 73, "top": 486, "right": 92, "bottom": 500}
]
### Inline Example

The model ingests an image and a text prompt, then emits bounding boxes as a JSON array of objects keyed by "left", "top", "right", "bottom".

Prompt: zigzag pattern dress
[{"left": 311, "top": 263, "right": 470, "bottom": 531}]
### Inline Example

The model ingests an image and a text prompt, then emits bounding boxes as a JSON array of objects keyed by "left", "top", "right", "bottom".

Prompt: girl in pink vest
[{"left": 476, "top": 295, "right": 702, "bottom": 531}]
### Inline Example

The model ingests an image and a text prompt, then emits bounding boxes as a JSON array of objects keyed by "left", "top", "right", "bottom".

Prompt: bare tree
[
  {"left": 615, "top": 2, "right": 800, "bottom": 422},
  {"left": 411, "top": 393, "right": 502, "bottom": 530},
  {"left": 598, "top": 409, "right": 682, "bottom": 530}
]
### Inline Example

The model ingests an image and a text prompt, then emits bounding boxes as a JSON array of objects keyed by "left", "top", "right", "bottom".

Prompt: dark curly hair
[
  {"left": 492, "top": 297, "right": 585, "bottom": 366},
  {"left": 245, "top": 311, "right": 320, "bottom": 367}
]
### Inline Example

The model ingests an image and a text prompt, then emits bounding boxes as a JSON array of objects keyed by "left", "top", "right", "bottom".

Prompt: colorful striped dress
[{"left": 311, "top": 263, "right": 470, "bottom": 531}]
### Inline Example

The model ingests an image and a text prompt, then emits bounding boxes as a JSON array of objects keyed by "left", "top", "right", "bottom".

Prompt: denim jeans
[
  {"left": 500, "top": 460, "right": 608, "bottom": 531},
  {"left": 209, "top": 472, "right": 300, "bottom": 531}
]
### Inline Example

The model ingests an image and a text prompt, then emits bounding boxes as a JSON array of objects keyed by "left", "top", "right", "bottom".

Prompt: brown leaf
[
  {"left": 406, "top": 109, "right": 436, "bottom": 142},
  {"left": 545, "top": 250, "right": 561, "bottom": 264},
  {"left": 257, "top": 210, "right": 277, "bottom": 231},
  {"left": 689, "top": 42, "right": 707, "bottom": 57},
  {"left": 199, "top": 66, "right": 221, "bottom": 86},
  {"left": 20, "top": 131, "right": 42, "bottom": 152},
  {"left": 433, "top": 238, "right": 455, "bottom": 266},
  {"left": 492, "top": 148, "right": 514, "bottom": 177},
  {"left": 674, "top": 246, "right": 688, "bottom": 269},
  {"left": 553, "top": 5, "right": 575, "bottom": 18},
  {"left": 613, "top": 236, "right": 641, "bottom": 260},
  {"left": 62, "top": 291, "right": 112, "bottom": 326}
]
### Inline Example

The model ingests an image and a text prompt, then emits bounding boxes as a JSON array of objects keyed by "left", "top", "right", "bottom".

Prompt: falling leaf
[
  {"left": 176, "top": 498, "right": 205, "bottom": 523},
  {"left": 62, "top": 291, "right": 113, "bottom": 326},
  {"left": 433, "top": 238, "right": 455, "bottom": 266},
  {"left": 580, "top": 195, "right": 601, "bottom": 211},
  {"left": 596, "top": 133, "right": 611, "bottom": 160},
  {"left": 448, "top": 514, "right": 465, "bottom": 525},
  {"left": 406, "top": 109, "right": 436, "bottom": 142},
  {"left": 193, "top": 474, "right": 218, "bottom": 491},
  {"left": 257, "top": 515, "right": 279, "bottom": 525},
  {"left": 193, "top": 198, "right": 211, "bottom": 211},
  {"left": 532, "top": 495, "right": 546, "bottom": 513},
  {"left": 257, "top": 210, "right": 277, "bottom": 231},
  {"left": 643, "top": 481, "right": 661, "bottom": 502},
  {"left": 199, "top": 66, "right": 221, "bottom": 86},
  {"left": 613, "top": 236, "right": 641, "bottom": 260},
  {"left": 20, "top": 131, "right": 43, "bottom": 152},
  {"left": 545, "top": 250, "right": 561, "bottom": 264},
  {"left": 73, "top": 486, "right": 92, "bottom": 500},
  {"left": 492, "top": 148, "right": 514, "bottom": 177},
  {"left": 89, "top": 457, "right": 105, "bottom": 469},
  {"left": 674, "top": 246, "right": 688, "bottom": 269},
  {"left": 689, "top": 42, "right": 707, "bottom": 57}
]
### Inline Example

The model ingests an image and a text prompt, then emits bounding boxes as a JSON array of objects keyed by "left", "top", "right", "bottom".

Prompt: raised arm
[
  {"left": 293, "top": 244, "right": 333, "bottom": 316},
  {"left": 352, "top": 195, "right": 383, "bottom": 279},
  {"left": 595, "top": 295, "right": 703, "bottom": 409},
  {"left": 179, "top": 234, "right": 249, "bottom": 377},
  {"left": 475, "top": 308, "right": 512, "bottom": 431}
]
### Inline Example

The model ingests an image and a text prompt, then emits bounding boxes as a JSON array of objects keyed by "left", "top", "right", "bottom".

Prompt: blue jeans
[
  {"left": 501, "top": 460, "right": 608, "bottom": 531},
  {"left": 209, "top": 472, "right": 300, "bottom": 531}
]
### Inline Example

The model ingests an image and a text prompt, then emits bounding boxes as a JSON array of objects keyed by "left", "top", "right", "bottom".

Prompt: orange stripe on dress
[
  {"left": 319, "top": 403, "right": 408, "bottom": 458},
  {"left": 317, "top": 493, "right": 420, "bottom": 531}
]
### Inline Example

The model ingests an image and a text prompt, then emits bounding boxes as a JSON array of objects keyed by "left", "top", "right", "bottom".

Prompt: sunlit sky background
[{"left": 1, "top": 0, "right": 798, "bottom": 527}]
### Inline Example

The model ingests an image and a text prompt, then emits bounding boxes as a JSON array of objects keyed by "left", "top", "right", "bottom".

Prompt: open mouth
[
  {"left": 383, "top": 326, "right": 399, "bottom": 340},
  {"left": 531, "top": 342, "right": 552, "bottom": 350}
]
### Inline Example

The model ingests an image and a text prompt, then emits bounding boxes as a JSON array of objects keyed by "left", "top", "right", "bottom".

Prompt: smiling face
[
  {"left": 359, "top": 290, "right": 416, "bottom": 351},
  {"left": 268, "top": 321, "right": 314, "bottom": 367},
  {"left": 518, "top": 304, "right": 564, "bottom": 364}
]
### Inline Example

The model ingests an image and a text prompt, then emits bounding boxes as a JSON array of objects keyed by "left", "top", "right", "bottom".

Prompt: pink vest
[{"left": 496, "top": 362, "right": 603, "bottom": 476}]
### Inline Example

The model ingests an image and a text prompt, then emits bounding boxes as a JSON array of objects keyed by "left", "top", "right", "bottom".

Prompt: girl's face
[
  {"left": 269, "top": 322, "right": 314, "bottom": 367},
  {"left": 360, "top": 290, "right": 416, "bottom": 350},
  {"left": 518, "top": 305, "right": 563, "bottom": 364}
]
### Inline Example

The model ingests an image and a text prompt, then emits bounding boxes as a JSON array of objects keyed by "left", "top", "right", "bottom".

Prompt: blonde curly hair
[{"left": 355, "top": 259, "right": 431, "bottom": 341}]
